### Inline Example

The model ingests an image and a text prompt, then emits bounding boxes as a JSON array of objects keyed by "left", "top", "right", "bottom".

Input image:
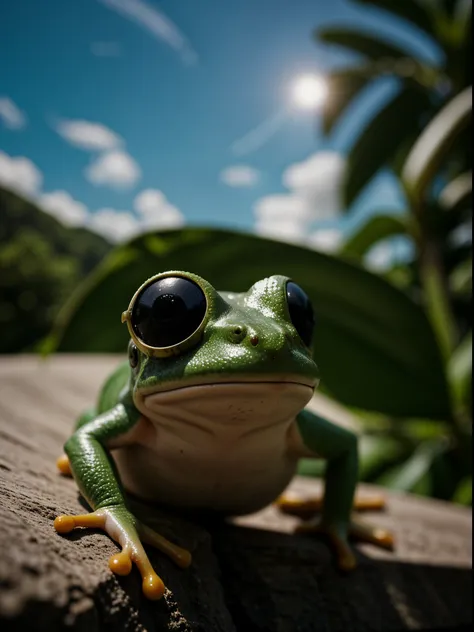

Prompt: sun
[{"left": 291, "top": 74, "right": 328, "bottom": 110}]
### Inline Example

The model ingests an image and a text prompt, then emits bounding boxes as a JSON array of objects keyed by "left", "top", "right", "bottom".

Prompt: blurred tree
[
  {"left": 0, "top": 187, "right": 111, "bottom": 352},
  {"left": 315, "top": 0, "right": 472, "bottom": 504},
  {"left": 316, "top": 0, "right": 471, "bottom": 204},
  {"left": 0, "top": 230, "right": 77, "bottom": 353},
  {"left": 317, "top": 0, "right": 471, "bottom": 367}
]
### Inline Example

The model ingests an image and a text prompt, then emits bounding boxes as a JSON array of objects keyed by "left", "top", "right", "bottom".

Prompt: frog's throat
[{"left": 133, "top": 379, "right": 316, "bottom": 432}]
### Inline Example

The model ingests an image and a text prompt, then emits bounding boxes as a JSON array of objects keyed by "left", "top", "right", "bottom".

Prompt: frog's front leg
[
  {"left": 284, "top": 410, "right": 394, "bottom": 571},
  {"left": 54, "top": 404, "right": 191, "bottom": 599}
]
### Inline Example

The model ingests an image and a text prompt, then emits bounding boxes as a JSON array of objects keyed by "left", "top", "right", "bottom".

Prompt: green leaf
[
  {"left": 453, "top": 476, "right": 472, "bottom": 505},
  {"left": 377, "top": 439, "right": 446, "bottom": 492},
  {"left": 342, "top": 214, "right": 409, "bottom": 258},
  {"left": 450, "top": 257, "right": 472, "bottom": 294},
  {"left": 402, "top": 86, "right": 472, "bottom": 204},
  {"left": 320, "top": 67, "right": 372, "bottom": 135},
  {"left": 353, "top": 0, "right": 436, "bottom": 39},
  {"left": 45, "top": 228, "right": 451, "bottom": 419},
  {"left": 421, "top": 252, "right": 459, "bottom": 362},
  {"left": 358, "top": 434, "right": 407, "bottom": 481},
  {"left": 317, "top": 28, "right": 414, "bottom": 61},
  {"left": 345, "top": 85, "right": 432, "bottom": 207},
  {"left": 439, "top": 171, "right": 472, "bottom": 212},
  {"left": 297, "top": 459, "right": 325, "bottom": 478},
  {"left": 447, "top": 331, "right": 472, "bottom": 411}
]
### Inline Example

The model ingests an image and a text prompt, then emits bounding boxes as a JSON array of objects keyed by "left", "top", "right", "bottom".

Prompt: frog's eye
[
  {"left": 131, "top": 276, "right": 207, "bottom": 350},
  {"left": 286, "top": 281, "right": 315, "bottom": 347},
  {"left": 128, "top": 341, "right": 139, "bottom": 369}
]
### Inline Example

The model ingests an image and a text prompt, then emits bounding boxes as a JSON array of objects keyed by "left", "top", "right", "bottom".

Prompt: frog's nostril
[
  {"left": 228, "top": 325, "right": 247, "bottom": 343},
  {"left": 250, "top": 335, "right": 259, "bottom": 346}
]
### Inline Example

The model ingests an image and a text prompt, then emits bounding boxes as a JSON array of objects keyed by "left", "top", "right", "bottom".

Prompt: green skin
[{"left": 62, "top": 272, "right": 359, "bottom": 585}]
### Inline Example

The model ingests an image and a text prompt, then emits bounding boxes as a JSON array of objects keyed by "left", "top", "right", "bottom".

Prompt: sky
[{"left": 0, "top": 0, "right": 440, "bottom": 267}]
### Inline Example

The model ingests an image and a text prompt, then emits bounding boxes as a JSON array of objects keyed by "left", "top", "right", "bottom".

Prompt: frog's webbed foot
[
  {"left": 56, "top": 453, "right": 72, "bottom": 476},
  {"left": 295, "top": 520, "right": 358, "bottom": 571},
  {"left": 275, "top": 492, "right": 386, "bottom": 519},
  {"left": 275, "top": 492, "right": 394, "bottom": 571},
  {"left": 54, "top": 506, "right": 191, "bottom": 599},
  {"left": 295, "top": 518, "right": 394, "bottom": 571}
]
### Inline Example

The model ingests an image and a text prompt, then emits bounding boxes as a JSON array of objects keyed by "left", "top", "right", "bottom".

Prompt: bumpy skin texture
[{"left": 55, "top": 271, "right": 383, "bottom": 599}]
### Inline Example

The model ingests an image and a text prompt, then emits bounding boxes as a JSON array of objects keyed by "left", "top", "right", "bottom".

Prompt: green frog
[{"left": 54, "top": 270, "right": 393, "bottom": 599}]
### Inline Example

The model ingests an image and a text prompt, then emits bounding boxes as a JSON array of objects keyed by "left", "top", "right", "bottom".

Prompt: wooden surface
[{"left": 0, "top": 355, "right": 471, "bottom": 632}]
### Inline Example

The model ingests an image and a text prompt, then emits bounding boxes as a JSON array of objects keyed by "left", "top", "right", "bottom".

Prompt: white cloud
[
  {"left": 255, "top": 219, "right": 309, "bottom": 244},
  {"left": 134, "top": 188, "right": 184, "bottom": 229},
  {"left": 56, "top": 119, "right": 123, "bottom": 151},
  {"left": 90, "top": 41, "right": 122, "bottom": 57},
  {"left": 89, "top": 208, "right": 140, "bottom": 243},
  {"left": 88, "top": 190, "right": 185, "bottom": 243},
  {"left": 254, "top": 194, "right": 310, "bottom": 223},
  {"left": 309, "top": 228, "right": 343, "bottom": 253},
  {"left": 253, "top": 151, "right": 345, "bottom": 243},
  {"left": 85, "top": 149, "right": 141, "bottom": 189},
  {"left": 39, "top": 190, "right": 89, "bottom": 228},
  {"left": 0, "top": 151, "right": 43, "bottom": 195},
  {"left": 283, "top": 152, "right": 345, "bottom": 220},
  {"left": 254, "top": 195, "right": 310, "bottom": 243},
  {"left": 97, "top": 0, "right": 197, "bottom": 64},
  {"left": 0, "top": 97, "right": 27, "bottom": 130},
  {"left": 220, "top": 165, "right": 260, "bottom": 188}
]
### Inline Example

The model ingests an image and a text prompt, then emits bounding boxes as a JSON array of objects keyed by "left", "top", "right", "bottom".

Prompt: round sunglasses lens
[
  {"left": 131, "top": 276, "right": 207, "bottom": 349},
  {"left": 286, "top": 281, "right": 315, "bottom": 347}
]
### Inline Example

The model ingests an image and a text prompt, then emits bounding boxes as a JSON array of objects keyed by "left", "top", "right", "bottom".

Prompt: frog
[{"left": 54, "top": 270, "right": 393, "bottom": 600}]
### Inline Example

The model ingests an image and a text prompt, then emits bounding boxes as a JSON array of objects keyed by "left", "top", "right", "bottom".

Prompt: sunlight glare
[{"left": 291, "top": 74, "right": 328, "bottom": 110}]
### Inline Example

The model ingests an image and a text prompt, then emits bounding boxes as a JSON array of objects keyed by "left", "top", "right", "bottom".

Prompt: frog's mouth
[{"left": 135, "top": 376, "right": 317, "bottom": 431}]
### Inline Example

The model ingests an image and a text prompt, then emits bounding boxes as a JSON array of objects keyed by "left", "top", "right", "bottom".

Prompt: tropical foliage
[
  {"left": 316, "top": 0, "right": 471, "bottom": 205},
  {"left": 0, "top": 187, "right": 111, "bottom": 352},
  {"left": 312, "top": 0, "right": 472, "bottom": 503}
]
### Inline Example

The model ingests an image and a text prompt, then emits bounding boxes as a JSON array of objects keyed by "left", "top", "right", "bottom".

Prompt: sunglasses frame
[{"left": 121, "top": 271, "right": 210, "bottom": 358}]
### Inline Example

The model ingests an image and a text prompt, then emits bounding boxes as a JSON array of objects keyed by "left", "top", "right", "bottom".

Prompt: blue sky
[{"left": 0, "top": 0, "right": 438, "bottom": 262}]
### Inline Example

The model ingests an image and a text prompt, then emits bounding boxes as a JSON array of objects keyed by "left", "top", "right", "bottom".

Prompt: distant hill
[{"left": 0, "top": 186, "right": 112, "bottom": 352}]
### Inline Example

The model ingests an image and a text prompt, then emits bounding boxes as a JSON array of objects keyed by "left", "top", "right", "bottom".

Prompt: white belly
[{"left": 112, "top": 381, "right": 312, "bottom": 515}]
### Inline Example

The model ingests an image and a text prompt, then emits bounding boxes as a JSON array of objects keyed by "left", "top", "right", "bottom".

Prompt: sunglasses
[{"left": 121, "top": 272, "right": 209, "bottom": 358}]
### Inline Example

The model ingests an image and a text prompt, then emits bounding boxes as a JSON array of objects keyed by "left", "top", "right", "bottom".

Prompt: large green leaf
[
  {"left": 403, "top": 86, "right": 472, "bottom": 204},
  {"left": 344, "top": 85, "right": 432, "bottom": 207},
  {"left": 46, "top": 228, "right": 451, "bottom": 419},
  {"left": 317, "top": 28, "right": 415, "bottom": 62},
  {"left": 353, "top": 0, "right": 436, "bottom": 39},
  {"left": 320, "top": 67, "right": 372, "bottom": 135},
  {"left": 342, "top": 214, "right": 409, "bottom": 258}
]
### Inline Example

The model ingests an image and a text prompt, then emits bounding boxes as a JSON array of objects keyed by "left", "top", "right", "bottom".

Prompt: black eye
[
  {"left": 286, "top": 281, "right": 315, "bottom": 347},
  {"left": 131, "top": 276, "right": 207, "bottom": 348},
  {"left": 128, "top": 341, "right": 139, "bottom": 368}
]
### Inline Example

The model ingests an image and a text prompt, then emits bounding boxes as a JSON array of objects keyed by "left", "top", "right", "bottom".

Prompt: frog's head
[{"left": 122, "top": 271, "right": 320, "bottom": 428}]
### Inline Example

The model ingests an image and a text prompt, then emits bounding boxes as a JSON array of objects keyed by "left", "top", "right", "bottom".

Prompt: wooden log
[{"left": 0, "top": 355, "right": 471, "bottom": 631}]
